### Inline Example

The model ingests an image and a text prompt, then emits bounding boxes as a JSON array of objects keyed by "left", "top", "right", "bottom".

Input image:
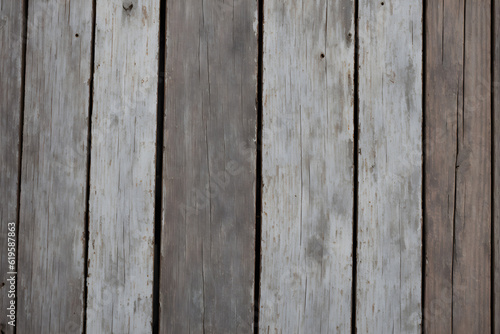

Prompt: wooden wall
[{"left": 0, "top": 0, "right": 497, "bottom": 333}]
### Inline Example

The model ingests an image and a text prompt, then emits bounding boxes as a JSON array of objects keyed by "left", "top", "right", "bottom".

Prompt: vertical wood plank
[
  {"left": 452, "top": 2, "right": 491, "bottom": 329},
  {"left": 159, "top": 0, "right": 258, "bottom": 332},
  {"left": 87, "top": 1, "right": 159, "bottom": 333},
  {"left": 16, "top": 0, "right": 93, "bottom": 332},
  {"left": 424, "top": 1, "right": 464, "bottom": 331},
  {"left": 494, "top": 0, "right": 500, "bottom": 332},
  {"left": 356, "top": 1, "right": 423, "bottom": 333},
  {"left": 425, "top": 0, "right": 492, "bottom": 332},
  {"left": 0, "top": 0, "right": 24, "bottom": 332},
  {"left": 259, "top": 0, "right": 355, "bottom": 332}
]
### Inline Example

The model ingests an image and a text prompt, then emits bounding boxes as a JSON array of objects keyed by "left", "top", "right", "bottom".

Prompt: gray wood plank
[
  {"left": 0, "top": 0, "right": 24, "bottom": 332},
  {"left": 356, "top": 1, "right": 423, "bottom": 333},
  {"left": 159, "top": 0, "right": 258, "bottom": 332},
  {"left": 86, "top": 1, "right": 160, "bottom": 332},
  {"left": 16, "top": 0, "right": 93, "bottom": 332},
  {"left": 259, "top": 0, "right": 355, "bottom": 332}
]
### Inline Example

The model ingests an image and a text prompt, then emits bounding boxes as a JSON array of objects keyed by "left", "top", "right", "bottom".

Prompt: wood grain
[
  {"left": 259, "top": 0, "right": 355, "bottom": 332},
  {"left": 159, "top": 0, "right": 258, "bottom": 332},
  {"left": 425, "top": 0, "right": 492, "bottom": 332},
  {"left": 494, "top": 0, "right": 500, "bottom": 331},
  {"left": 356, "top": 1, "right": 423, "bottom": 333},
  {"left": 16, "top": 0, "right": 93, "bottom": 332},
  {"left": 0, "top": 0, "right": 24, "bottom": 332},
  {"left": 86, "top": 1, "right": 159, "bottom": 333}
]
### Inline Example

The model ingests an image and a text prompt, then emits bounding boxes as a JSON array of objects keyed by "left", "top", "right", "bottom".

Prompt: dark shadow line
[
  {"left": 422, "top": 0, "right": 427, "bottom": 331},
  {"left": 82, "top": 0, "right": 97, "bottom": 332},
  {"left": 14, "top": 0, "right": 29, "bottom": 333},
  {"left": 351, "top": 0, "right": 359, "bottom": 333},
  {"left": 253, "top": 0, "right": 264, "bottom": 332},
  {"left": 152, "top": 0, "right": 166, "bottom": 333}
]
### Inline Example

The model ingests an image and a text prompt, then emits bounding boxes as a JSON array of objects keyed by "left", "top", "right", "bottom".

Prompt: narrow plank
[
  {"left": 425, "top": 0, "right": 492, "bottom": 332},
  {"left": 259, "top": 0, "right": 355, "bottom": 332},
  {"left": 494, "top": 0, "right": 500, "bottom": 330},
  {"left": 0, "top": 0, "right": 24, "bottom": 332},
  {"left": 87, "top": 1, "right": 160, "bottom": 333},
  {"left": 356, "top": 1, "right": 423, "bottom": 333},
  {"left": 159, "top": 0, "right": 258, "bottom": 331},
  {"left": 16, "top": 0, "right": 93, "bottom": 333},
  {"left": 424, "top": 0, "right": 464, "bottom": 331},
  {"left": 451, "top": 0, "right": 491, "bottom": 330}
]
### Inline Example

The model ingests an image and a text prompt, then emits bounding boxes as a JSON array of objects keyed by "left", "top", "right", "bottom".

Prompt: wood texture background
[
  {"left": 0, "top": 1, "right": 24, "bottom": 333},
  {"left": 0, "top": 0, "right": 498, "bottom": 333},
  {"left": 87, "top": 0, "right": 159, "bottom": 332},
  {"left": 260, "top": 0, "right": 355, "bottom": 332},
  {"left": 356, "top": 1, "right": 423, "bottom": 333},
  {"left": 425, "top": 0, "right": 492, "bottom": 332},
  {"left": 16, "top": 0, "right": 93, "bottom": 332},
  {"left": 159, "top": 0, "right": 258, "bottom": 332}
]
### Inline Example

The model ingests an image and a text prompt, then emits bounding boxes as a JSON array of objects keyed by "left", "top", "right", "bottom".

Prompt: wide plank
[
  {"left": 259, "top": 0, "right": 355, "bottom": 332},
  {"left": 425, "top": 0, "right": 492, "bottom": 332},
  {"left": 0, "top": 0, "right": 24, "bottom": 332},
  {"left": 86, "top": 1, "right": 160, "bottom": 333},
  {"left": 356, "top": 1, "right": 423, "bottom": 333},
  {"left": 159, "top": 0, "right": 258, "bottom": 332},
  {"left": 16, "top": 0, "right": 93, "bottom": 332}
]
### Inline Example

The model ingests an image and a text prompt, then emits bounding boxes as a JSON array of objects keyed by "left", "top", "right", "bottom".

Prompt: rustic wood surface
[
  {"left": 16, "top": 0, "right": 93, "bottom": 332},
  {"left": 86, "top": 1, "right": 159, "bottom": 333},
  {"left": 2, "top": 1, "right": 499, "bottom": 332},
  {"left": 0, "top": 0, "right": 24, "bottom": 333},
  {"left": 159, "top": 0, "right": 258, "bottom": 332},
  {"left": 425, "top": 0, "right": 492, "bottom": 332},
  {"left": 356, "top": 1, "right": 423, "bottom": 333},
  {"left": 259, "top": 0, "right": 355, "bottom": 332}
]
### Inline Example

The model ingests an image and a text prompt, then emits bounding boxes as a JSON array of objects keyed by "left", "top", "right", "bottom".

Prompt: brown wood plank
[
  {"left": 0, "top": 0, "right": 24, "bottom": 332},
  {"left": 159, "top": 0, "right": 258, "bottom": 332},
  {"left": 16, "top": 1, "right": 93, "bottom": 332},
  {"left": 424, "top": 0, "right": 491, "bottom": 332}
]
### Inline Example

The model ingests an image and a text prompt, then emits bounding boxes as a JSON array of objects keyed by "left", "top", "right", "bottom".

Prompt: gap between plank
[
  {"left": 253, "top": 0, "right": 264, "bottom": 332},
  {"left": 14, "top": 0, "right": 29, "bottom": 333},
  {"left": 351, "top": 0, "right": 359, "bottom": 333},
  {"left": 152, "top": 0, "right": 167, "bottom": 332},
  {"left": 491, "top": 0, "right": 496, "bottom": 332},
  {"left": 421, "top": 0, "right": 427, "bottom": 329},
  {"left": 82, "top": 0, "right": 97, "bottom": 333}
]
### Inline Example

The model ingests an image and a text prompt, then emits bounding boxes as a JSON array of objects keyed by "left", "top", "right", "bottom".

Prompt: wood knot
[{"left": 123, "top": 2, "right": 134, "bottom": 11}]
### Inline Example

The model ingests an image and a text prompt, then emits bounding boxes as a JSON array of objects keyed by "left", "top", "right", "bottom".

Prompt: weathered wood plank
[
  {"left": 87, "top": 1, "right": 160, "bottom": 333},
  {"left": 159, "top": 0, "right": 258, "bottom": 332},
  {"left": 259, "top": 0, "right": 355, "bottom": 332},
  {"left": 356, "top": 1, "right": 423, "bottom": 333},
  {"left": 494, "top": 0, "right": 500, "bottom": 331},
  {"left": 0, "top": 0, "right": 24, "bottom": 332},
  {"left": 424, "top": 0, "right": 464, "bottom": 331},
  {"left": 16, "top": 0, "right": 93, "bottom": 332},
  {"left": 425, "top": 0, "right": 492, "bottom": 332}
]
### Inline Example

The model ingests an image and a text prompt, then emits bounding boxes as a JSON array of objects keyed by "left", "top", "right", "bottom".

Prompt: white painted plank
[
  {"left": 87, "top": 0, "right": 159, "bottom": 332},
  {"left": 17, "top": 0, "right": 93, "bottom": 332},
  {"left": 0, "top": 0, "right": 24, "bottom": 332},
  {"left": 260, "top": 0, "right": 355, "bottom": 332},
  {"left": 356, "top": 1, "right": 423, "bottom": 333}
]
